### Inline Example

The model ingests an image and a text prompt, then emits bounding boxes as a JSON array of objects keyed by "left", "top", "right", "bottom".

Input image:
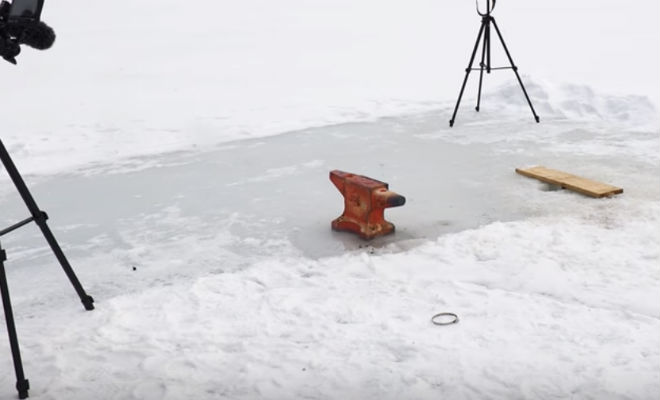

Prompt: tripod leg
[
  {"left": 486, "top": 17, "right": 492, "bottom": 74},
  {"left": 34, "top": 220, "right": 95, "bottom": 310},
  {"left": 1, "top": 246, "right": 30, "bottom": 399},
  {"left": 0, "top": 140, "right": 94, "bottom": 311},
  {"left": 450, "top": 22, "right": 486, "bottom": 127},
  {"left": 476, "top": 19, "right": 489, "bottom": 112},
  {"left": 490, "top": 18, "right": 540, "bottom": 123}
]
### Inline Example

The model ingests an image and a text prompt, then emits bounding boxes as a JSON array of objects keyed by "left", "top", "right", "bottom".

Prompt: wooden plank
[{"left": 515, "top": 166, "right": 623, "bottom": 198}]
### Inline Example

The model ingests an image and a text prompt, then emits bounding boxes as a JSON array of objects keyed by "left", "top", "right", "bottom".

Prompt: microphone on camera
[{"left": 5, "top": 19, "right": 55, "bottom": 50}]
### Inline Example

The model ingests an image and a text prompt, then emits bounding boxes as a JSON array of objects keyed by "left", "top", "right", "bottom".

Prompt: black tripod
[
  {"left": 1, "top": 138, "right": 94, "bottom": 399},
  {"left": 449, "top": 0, "right": 539, "bottom": 127}
]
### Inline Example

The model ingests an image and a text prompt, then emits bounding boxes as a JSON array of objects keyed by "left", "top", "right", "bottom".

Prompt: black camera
[{"left": 0, "top": 0, "right": 55, "bottom": 64}]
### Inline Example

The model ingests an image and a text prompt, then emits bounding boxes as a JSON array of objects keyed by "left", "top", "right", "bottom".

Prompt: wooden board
[{"left": 515, "top": 166, "right": 623, "bottom": 198}]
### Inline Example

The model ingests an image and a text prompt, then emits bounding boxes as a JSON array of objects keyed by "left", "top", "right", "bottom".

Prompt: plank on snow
[{"left": 515, "top": 166, "right": 623, "bottom": 198}]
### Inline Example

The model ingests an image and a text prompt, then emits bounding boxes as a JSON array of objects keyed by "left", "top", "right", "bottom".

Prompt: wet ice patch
[{"left": 227, "top": 160, "right": 325, "bottom": 186}]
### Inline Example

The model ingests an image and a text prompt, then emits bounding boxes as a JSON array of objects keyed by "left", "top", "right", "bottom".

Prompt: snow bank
[
  {"left": 4, "top": 194, "right": 657, "bottom": 399},
  {"left": 0, "top": 0, "right": 657, "bottom": 177},
  {"left": 412, "top": 80, "right": 660, "bottom": 164},
  {"left": 488, "top": 79, "right": 659, "bottom": 128}
]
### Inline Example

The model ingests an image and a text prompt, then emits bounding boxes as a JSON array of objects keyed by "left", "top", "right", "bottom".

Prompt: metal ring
[{"left": 431, "top": 312, "right": 459, "bottom": 326}]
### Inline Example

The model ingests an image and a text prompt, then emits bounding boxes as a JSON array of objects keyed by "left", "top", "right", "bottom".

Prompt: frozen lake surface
[
  {"left": 3, "top": 109, "right": 654, "bottom": 263},
  {"left": 1, "top": 109, "right": 658, "bottom": 399}
]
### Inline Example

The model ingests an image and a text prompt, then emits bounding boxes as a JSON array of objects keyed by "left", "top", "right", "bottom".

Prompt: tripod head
[
  {"left": 476, "top": 0, "right": 496, "bottom": 17},
  {"left": 0, "top": 0, "right": 55, "bottom": 64}
]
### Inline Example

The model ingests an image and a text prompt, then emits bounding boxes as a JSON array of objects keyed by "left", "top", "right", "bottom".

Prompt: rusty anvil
[{"left": 330, "top": 170, "right": 406, "bottom": 239}]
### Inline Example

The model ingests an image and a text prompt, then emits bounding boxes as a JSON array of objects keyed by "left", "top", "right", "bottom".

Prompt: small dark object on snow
[{"left": 431, "top": 312, "right": 459, "bottom": 326}]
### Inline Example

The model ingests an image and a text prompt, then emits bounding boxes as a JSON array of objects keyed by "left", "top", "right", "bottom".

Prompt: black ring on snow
[{"left": 431, "top": 312, "right": 459, "bottom": 326}]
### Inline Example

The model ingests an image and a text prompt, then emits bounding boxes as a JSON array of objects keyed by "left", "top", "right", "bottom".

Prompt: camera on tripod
[{"left": 0, "top": 0, "right": 55, "bottom": 64}]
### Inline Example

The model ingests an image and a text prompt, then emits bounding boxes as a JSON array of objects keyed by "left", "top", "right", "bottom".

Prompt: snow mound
[{"left": 489, "top": 79, "right": 659, "bottom": 128}]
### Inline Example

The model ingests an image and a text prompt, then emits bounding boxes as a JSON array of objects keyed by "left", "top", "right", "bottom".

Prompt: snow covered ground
[
  {"left": 1, "top": 0, "right": 659, "bottom": 399},
  {"left": 1, "top": 0, "right": 658, "bottom": 175}
]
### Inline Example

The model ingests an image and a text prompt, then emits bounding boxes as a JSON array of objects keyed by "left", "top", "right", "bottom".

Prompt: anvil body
[{"left": 330, "top": 170, "right": 405, "bottom": 240}]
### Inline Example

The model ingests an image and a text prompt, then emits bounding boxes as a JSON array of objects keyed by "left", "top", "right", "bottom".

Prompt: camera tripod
[
  {"left": 1, "top": 138, "right": 94, "bottom": 399},
  {"left": 449, "top": 0, "right": 539, "bottom": 127}
]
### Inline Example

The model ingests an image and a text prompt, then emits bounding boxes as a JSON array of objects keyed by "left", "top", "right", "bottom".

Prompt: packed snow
[{"left": 1, "top": 0, "right": 659, "bottom": 399}]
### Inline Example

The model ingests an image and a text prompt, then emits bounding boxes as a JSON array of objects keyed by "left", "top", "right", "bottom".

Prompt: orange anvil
[{"left": 330, "top": 170, "right": 405, "bottom": 239}]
